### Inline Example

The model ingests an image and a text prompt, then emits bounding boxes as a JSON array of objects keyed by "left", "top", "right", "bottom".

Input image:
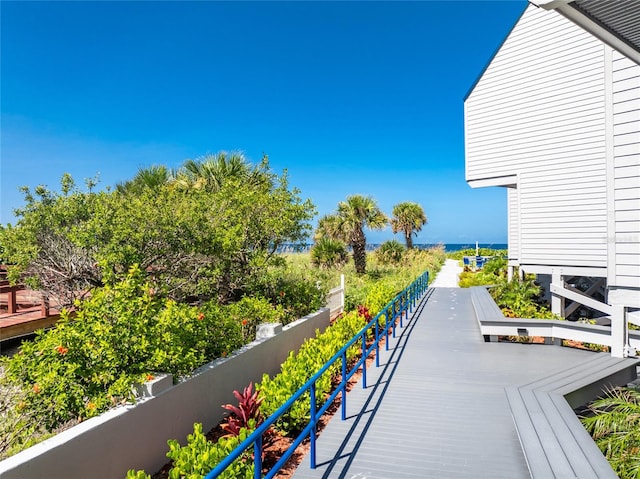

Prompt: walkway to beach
[
  {"left": 427, "top": 258, "right": 463, "bottom": 288},
  {"left": 293, "top": 262, "right": 601, "bottom": 479}
]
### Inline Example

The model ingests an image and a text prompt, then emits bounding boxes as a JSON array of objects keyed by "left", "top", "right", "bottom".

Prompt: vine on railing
[{"left": 205, "top": 270, "right": 429, "bottom": 479}]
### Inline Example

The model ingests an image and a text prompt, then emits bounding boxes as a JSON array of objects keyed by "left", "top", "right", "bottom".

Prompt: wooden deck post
[
  {"left": 7, "top": 289, "right": 17, "bottom": 314},
  {"left": 41, "top": 293, "right": 50, "bottom": 317}
]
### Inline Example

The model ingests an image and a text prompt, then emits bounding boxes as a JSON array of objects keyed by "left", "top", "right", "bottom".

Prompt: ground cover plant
[{"left": 582, "top": 387, "right": 640, "bottom": 479}]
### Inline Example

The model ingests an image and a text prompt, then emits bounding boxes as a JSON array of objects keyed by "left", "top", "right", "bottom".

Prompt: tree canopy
[
  {"left": 316, "top": 195, "right": 387, "bottom": 274},
  {"left": 0, "top": 157, "right": 316, "bottom": 305},
  {"left": 391, "top": 201, "right": 427, "bottom": 249}
]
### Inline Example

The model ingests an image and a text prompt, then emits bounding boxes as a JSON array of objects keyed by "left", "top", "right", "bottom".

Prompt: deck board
[{"left": 293, "top": 287, "right": 615, "bottom": 479}]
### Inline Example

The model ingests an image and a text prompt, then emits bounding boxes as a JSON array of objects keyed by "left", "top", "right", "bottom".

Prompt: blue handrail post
[
  {"left": 310, "top": 383, "right": 317, "bottom": 469},
  {"left": 341, "top": 351, "right": 347, "bottom": 420},
  {"left": 254, "top": 437, "right": 262, "bottom": 479},
  {"left": 392, "top": 301, "right": 397, "bottom": 339},
  {"left": 384, "top": 309, "right": 390, "bottom": 351},
  {"left": 375, "top": 320, "right": 380, "bottom": 368},
  {"left": 361, "top": 334, "right": 367, "bottom": 389},
  {"left": 410, "top": 284, "right": 414, "bottom": 313}
]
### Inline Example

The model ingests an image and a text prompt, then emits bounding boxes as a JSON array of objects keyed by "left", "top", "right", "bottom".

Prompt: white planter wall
[{"left": 0, "top": 308, "right": 330, "bottom": 479}]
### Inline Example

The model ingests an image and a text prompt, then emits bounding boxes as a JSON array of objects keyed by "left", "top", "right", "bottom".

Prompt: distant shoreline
[{"left": 277, "top": 243, "right": 508, "bottom": 253}]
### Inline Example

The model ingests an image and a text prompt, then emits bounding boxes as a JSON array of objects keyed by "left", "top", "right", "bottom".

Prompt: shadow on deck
[{"left": 293, "top": 287, "right": 638, "bottom": 479}]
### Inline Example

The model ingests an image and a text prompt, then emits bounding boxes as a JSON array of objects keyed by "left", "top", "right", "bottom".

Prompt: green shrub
[
  {"left": 374, "top": 240, "right": 404, "bottom": 265},
  {"left": 126, "top": 423, "right": 254, "bottom": 479},
  {"left": 245, "top": 268, "right": 326, "bottom": 324},
  {"left": 310, "top": 238, "right": 349, "bottom": 269},
  {"left": 226, "top": 296, "right": 285, "bottom": 342},
  {"left": 258, "top": 309, "right": 367, "bottom": 434},
  {"left": 447, "top": 248, "right": 507, "bottom": 261},
  {"left": 363, "top": 281, "right": 400, "bottom": 320},
  {"left": 0, "top": 266, "right": 288, "bottom": 458},
  {"left": 457, "top": 256, "right": 557, "bottom": 320}
]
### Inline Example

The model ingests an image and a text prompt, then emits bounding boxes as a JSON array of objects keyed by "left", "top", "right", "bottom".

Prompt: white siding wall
[
  {"left": 612, "top": 50, "right": 640, "bottom": 287},
  {"left": 465, "top": 5, "right": 608, "bottom": 268}
]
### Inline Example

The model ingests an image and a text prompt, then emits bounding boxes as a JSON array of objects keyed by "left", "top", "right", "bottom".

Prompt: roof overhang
[
  {"left": 467, "top": 175, "right": 518, "bottom": 188},
  {"left": 530, "top": 0, "right": 640, "bottom": 65}
]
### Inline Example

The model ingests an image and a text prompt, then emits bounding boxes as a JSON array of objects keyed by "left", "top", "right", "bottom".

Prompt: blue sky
[{"left": 1, "top": 0, "right": 527, "bottom": 244}]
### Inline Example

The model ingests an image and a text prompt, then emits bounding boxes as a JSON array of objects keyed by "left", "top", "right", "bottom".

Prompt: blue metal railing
[{"left": 205, "top": 270, "right": 430, "bottom": 479}]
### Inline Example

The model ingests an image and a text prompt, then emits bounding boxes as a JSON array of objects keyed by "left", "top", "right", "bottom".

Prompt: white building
[{"left": 464, "top": 0, "right": 640, "bottom": 357}]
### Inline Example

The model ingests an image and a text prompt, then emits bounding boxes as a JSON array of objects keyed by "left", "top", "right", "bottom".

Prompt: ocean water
[
  {"left": 414, "top": 243, "right": 508, "bottom": 253},
  {"left": 277, "top": 243, "right": 508, "bottom": 253}
]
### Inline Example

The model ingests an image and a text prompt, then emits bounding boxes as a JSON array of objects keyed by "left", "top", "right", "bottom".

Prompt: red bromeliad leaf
[{"left": 220, "top": 382, "right": 264, "bottom": 437}]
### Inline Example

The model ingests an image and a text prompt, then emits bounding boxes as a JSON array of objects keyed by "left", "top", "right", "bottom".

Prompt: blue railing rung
[{"left": 263, "top": 420, "right": 315, "bottom": 479}]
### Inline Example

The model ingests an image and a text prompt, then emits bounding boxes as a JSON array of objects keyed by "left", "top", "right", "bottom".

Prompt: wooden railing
[{"left": 0, "top": 266, "right": 49, "bottom": 317}]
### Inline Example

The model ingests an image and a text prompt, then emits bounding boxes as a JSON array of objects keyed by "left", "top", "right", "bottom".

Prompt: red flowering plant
[{"left": 221, "top": 382, "right": 264, "bottom": 437}]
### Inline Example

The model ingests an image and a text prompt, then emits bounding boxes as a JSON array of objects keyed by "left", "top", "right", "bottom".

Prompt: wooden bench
[
  {"left": 469, "top": 286, "right": 509, "bottom": 342},
  {"left": 505, "top": 353, "right": 640, "bottom": 478}
]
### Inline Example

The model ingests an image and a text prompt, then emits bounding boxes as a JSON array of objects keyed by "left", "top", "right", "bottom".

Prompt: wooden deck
[
  {"left": 293, "top": 286, "right": 637, "bottom": 479},
  {"left": 0, "top": 289, "right": 63, "bottom": 343}
]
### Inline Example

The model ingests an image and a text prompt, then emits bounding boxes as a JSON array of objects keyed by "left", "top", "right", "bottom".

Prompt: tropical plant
[
  {"left": 582, "top": 387, "right": 640, "bottom": 478},
  {"left": 457, "top": 255, "right": 557, "bottom": 320},
  {"left": 221, "top": 383, "right": 264, "bottom": 437},
  {"left": 390, "top": 202, "right": 427, "bottom": 249},
  {"left": 115, "top": 165, "right": 174, "bottom": 195},
  {"left": 375, "top": 240, "right": 405, "bottom": 264},
  {"left": 319, "top": 195, "right": 387, "bottom": 274},
  {"left": 173, "top": 151, "right": 267, "bottom": 192},
  {"left": 310, "top": 237, "right": 349, "bottom": 269}
]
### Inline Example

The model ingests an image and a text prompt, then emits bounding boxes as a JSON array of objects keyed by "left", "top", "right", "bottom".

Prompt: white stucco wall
[{"left": 0, "top": 308, "right": 330, "bottom": 479}]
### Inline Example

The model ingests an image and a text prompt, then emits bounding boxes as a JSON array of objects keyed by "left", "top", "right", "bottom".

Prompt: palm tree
[
  {"left": 174, "top": 151, "right": 267, "bottom": 192},
  {"left": 115, "top": 165, "right": 174, "bottom": 195},
  {"left": 314, "top": 214, "right": 343, "bottom": 242},
  {"left": 391, "top": 202, "right": 427, "bottom": 249},
  {"left": 322, "top": 195, "right": 387, "bottom": 274}
]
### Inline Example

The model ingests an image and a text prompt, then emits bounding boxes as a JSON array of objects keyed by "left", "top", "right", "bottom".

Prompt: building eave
[{"left": 531, "top": 0, "right": 640, "bottom": 65}]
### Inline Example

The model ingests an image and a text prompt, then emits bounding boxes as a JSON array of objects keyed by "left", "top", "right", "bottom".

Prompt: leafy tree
[
  {"left": 320, "top": 195, "right": 387, "bottom": 274},
  {"left": 0, "top": 175, "right": 104, "bottom": 304},
  {"left": 0, "top": 159, "right": 316, "bottom": 306},
  {"left": 390, "top": 202, "right": 427, "bottom": 249}
]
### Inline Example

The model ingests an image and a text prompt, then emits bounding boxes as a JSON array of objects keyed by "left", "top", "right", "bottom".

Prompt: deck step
[{"left": 505, "top": 354, "right": 640, "bottom": 478}]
